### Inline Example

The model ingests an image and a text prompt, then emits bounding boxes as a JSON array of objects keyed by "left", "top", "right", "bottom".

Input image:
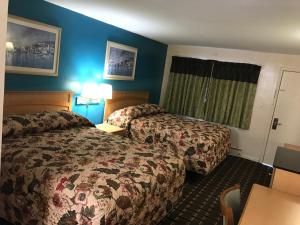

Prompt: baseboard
[{"left": 229, "top": 151, "right": 260, "bottom": 162}]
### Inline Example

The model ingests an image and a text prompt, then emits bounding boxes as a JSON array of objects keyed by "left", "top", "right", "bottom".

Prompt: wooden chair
[{"left": 220, "top": 184, "right": 241, "bottom": 225}]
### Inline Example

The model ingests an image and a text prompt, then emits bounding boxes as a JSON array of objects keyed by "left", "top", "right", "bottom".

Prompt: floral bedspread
[
  {"left": 0, "top": 127, "right": 185, "bottom": 225},
  {"left": 128, "top": 114, "right": 231, "bottom": 174}
]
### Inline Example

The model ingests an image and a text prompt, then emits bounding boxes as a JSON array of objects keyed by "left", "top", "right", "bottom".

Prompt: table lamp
[
  {"left": 77, "top": 83, "right": 112, "bottom": 118},
  {"left": 99, "top": 83, "right": 112, "bottom": 100}
]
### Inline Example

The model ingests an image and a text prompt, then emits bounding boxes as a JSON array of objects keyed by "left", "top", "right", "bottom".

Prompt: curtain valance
[
  {"left": 170, "top": 56, "right": 213, "bottom": 77},
  {"left": 213, "top": 61, "right": 260, "bottom": 84},
  {"left": 171, "top": 56, "right": 261, "bottom": 83}
]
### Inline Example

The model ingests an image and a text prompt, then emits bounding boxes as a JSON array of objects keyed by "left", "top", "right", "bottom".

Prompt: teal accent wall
[{"left": 6, "top": 0, "right": 167, "bottom": 124}]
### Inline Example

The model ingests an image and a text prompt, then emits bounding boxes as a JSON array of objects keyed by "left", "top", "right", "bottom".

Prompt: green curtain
[
  {"left": 164, "top": 73, "right": 210, "bottom": 118},
  {"left": 204, "top": 61, "right": 260, "bottom": 129},
  {"left": 204, "top": 79, "right": 257, "bottom": 129},
  {"left": 164, "top": 57, "right": 213, "bottom": 118},
  {"left": 164, "top": 56, "right": 261, "bottom": 130}
]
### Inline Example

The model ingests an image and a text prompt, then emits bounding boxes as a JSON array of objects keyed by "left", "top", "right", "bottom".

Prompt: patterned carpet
[
  {"left": 0, "top": 156, "right": 272, "bottom": 225},
  {"left": 158, "top": 155, "right": 272, "bottom": 225}
]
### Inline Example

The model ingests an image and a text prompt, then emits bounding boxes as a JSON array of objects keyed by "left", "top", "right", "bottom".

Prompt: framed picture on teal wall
[
  {"left": 5, "top": 15, "right": 61, "bottom": 76},
  {"left": 104, "top": 41, "right": 137, "bottom": 80}
]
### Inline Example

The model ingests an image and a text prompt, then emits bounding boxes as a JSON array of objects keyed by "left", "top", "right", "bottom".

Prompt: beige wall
[
  {"left": 0, "top": 0, "right": 9, "bottom": 170},
  {"left": 160, "top": 45, "right": 300, "bottom": 164}
]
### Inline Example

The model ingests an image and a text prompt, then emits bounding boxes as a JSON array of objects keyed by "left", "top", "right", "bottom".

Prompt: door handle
[{"left": 272, "top": 118, "right": 282, "bottom": 130}]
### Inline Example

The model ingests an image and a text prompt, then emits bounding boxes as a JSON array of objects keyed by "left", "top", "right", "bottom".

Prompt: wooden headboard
[
  {"left": 4, "top": 91, "right": 73, "bottom": 116},
  {"left": 104, "top": 90, "right": 149, "bottom": 121}
]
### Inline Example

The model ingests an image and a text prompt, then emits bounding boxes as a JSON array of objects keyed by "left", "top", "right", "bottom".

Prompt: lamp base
[{"left": 76, "top": 96, "right": 101, "bottom": 105}]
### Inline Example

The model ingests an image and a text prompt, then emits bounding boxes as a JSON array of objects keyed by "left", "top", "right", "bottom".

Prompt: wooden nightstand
[{"left": 96, "top": 123, "right": 126, "bottom": 136}]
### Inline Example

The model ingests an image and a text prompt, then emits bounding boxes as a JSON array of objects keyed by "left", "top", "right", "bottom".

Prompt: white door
[{"left": 263, "top": 70, "right": 300, "bottom": 165}]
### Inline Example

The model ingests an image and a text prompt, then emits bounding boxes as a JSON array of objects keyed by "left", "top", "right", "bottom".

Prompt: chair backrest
[{"left": 220, "top": 184, "right": 241, "bottom": 225}]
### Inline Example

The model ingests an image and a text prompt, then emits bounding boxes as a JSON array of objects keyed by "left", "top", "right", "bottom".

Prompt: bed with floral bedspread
[
  {"left": 107, "top": 104, "right": 231, "bottom": 174},
  {"left": 0, "top": 111, "right": 185, "bottom": 225}
]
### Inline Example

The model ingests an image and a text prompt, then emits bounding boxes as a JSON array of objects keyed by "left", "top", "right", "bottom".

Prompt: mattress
[
  {"left": 107, "top": 104, "right": 231, "bottom": 174},
  {"left": 0, "top": 111, "right": 185, "bottom": 225},
  {"left": 130, "top": 114, "right": 231, "bottom": 174}
]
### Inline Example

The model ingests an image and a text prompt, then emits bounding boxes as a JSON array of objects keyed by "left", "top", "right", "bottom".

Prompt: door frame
[
  {"left": 261, "top": 68, "right": 300, "bottom": 163},
  {"left": 0, "top": 0, "right": 9, "bottom": 172}
]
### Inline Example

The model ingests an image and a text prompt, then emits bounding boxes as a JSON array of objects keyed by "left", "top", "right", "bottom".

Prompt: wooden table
[
  {"left": 239, "top": 184, "right": 300, "bottom": 225},
  {"left": 273, "top": 147, "right": 300, "bottom": 174},
  {"left": 271, "top": 146, "right": 300, "bottom": 196},
  {"left": 284, "top": 143, "right": 300, "bottom": 152}
]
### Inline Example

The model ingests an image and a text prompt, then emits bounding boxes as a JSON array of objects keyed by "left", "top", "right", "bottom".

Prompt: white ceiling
[{"left": 47, "top": 0, "right": 300, "bottom": 54}]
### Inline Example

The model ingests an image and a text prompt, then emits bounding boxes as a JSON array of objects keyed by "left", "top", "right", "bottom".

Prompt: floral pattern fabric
[
  {"left": 0, "top": 126, "right": 185, "bottom": 225},
  {"left": 130, "top": 114, "right": 231, "bottom": 174},
  {"left": 108, "top": 106, "right": 231, "bottom": 174},
  {"left": 2, "top": 110, "right": 94, "bottom": 138},
  {"left": 107, "top": 104, "right": 164, "bottom": 129}
]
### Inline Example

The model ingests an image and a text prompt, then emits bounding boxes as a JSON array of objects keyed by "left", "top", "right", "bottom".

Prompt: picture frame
[
  {"left": 104, "top": 41, "right": 137, "bottom": 80},
  {"left": 5, "top": 15, "right": 61, "bottom": 76}
]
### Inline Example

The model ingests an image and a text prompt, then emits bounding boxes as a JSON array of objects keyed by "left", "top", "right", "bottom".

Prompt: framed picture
[
  {"left": 104, "top": 41, "right": 137, "bottom": 80},
  {"left": 5, "top": 15, "right": 61, "bottom": 76}
]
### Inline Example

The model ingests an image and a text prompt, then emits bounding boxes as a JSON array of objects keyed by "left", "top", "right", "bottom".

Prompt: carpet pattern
[
  {"left": 0, "top": 156, "right": 272, "bottom": 225},
  {"left": 158, "top": 155, "right": 272, "bottom": 225}
]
